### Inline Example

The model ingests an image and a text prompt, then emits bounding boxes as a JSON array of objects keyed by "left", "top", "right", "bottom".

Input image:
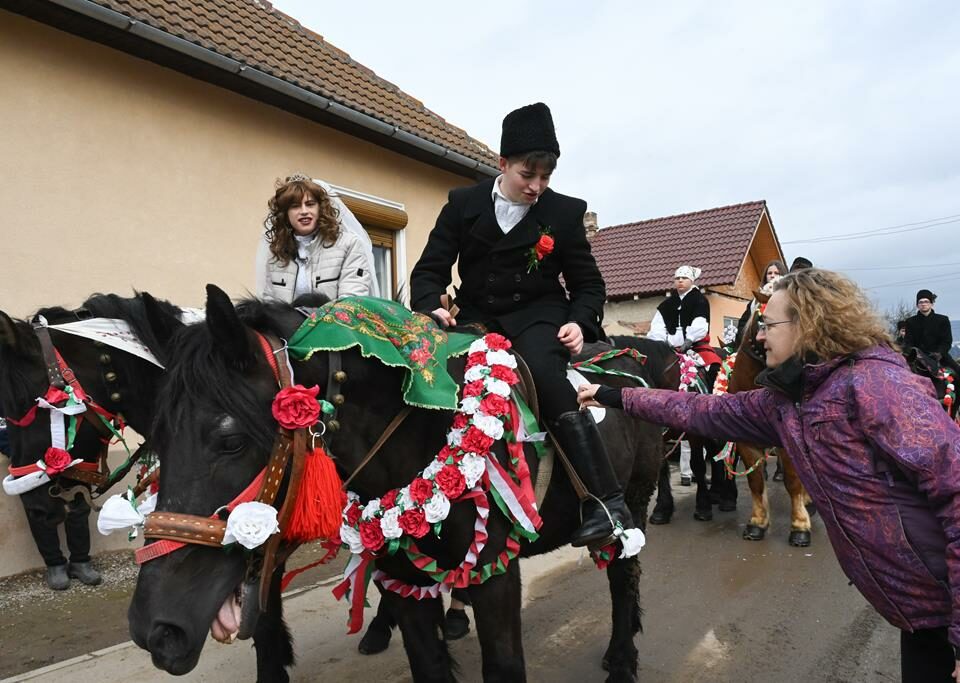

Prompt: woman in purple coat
[{"left": 579, "top": 268, "right": 960, "bottom": 683}]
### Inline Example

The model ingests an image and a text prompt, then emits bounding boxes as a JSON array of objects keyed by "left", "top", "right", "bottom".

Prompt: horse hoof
[
  {"left": 743, "top": 525, "right": 767, "bottom": 541},
  {"left": 789, "top": 530, "right": 812, "bottom": 547},
  {"left": 680, "top": 476, "right": 692, "bottom": 486},
  {"left": 358, "top": 621, "right": 393, "bottom": 655},
  {"left": 649, "top": 509, "right": 672, "bottom": 525},
  {"left": 693, "top": 508, "right": 713, "bottom": 522},
  {"left": 718, "top": 500, "right": 737, "bottom": 512}
]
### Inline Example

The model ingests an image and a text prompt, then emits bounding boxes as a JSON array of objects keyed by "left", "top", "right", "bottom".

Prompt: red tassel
[{"left": 284, "top": 445, "right": 343, "bottom": 543}]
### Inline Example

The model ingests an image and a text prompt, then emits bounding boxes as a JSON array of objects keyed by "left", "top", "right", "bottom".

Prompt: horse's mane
[{"left": 608, "top": 335, "right": 676, "bottom": 388}]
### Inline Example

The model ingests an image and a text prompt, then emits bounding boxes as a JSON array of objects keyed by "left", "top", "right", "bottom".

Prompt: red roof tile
[
  {"left": 593, "top": 201, "right": 768, "bottom": 299},
  {"left": 82, "top": 0, "right": 498, "bottom": 168}
]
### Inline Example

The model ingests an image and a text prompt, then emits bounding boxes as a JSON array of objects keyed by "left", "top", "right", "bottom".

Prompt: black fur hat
[
  {"left": 500, "top": 103, "right": 560, "bottom": 158},
  {"left": 917, "top": 289, "right": 937, "bottom": 303},
  {"left": 789, "top": 257, "right": 813, "bottom": 272}
]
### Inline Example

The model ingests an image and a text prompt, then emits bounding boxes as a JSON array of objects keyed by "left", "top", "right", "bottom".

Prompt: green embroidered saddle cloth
[{"left": 287, "top": 297, "right": 476, "bottom": 410}]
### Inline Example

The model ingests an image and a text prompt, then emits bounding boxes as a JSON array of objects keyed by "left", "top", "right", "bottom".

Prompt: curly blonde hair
[
  {"left": 264, "top": 176, "right": 340, "bottom": 265},
  {"left": 772, "top": 268, "right": 893, "bottom": 360}
]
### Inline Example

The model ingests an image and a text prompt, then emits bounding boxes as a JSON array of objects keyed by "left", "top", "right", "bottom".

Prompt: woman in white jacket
[{"left": 255, "top": 174, "right": 377, "bottom": 302}]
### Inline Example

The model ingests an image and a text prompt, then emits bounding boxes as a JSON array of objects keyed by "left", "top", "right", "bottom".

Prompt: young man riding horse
[
  {"left": 410, "top": 102, "right": 633, "bottom": 548},
  {"left": 903, "top": 289, "right": 959, "bottom": 378}
]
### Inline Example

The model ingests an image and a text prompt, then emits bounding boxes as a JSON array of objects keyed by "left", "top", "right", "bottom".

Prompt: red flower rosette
[
  {"left": 409, "top": 477, "right": 435, "bottom": 506},
  {"left": 467, "top": 351, "right": 487, "bottom": 367},
  {"left": 485, "top": 334, "right": 511, "bottom": 351},
  {"left": 462, "top": 380, "right": 484, "bottom": 398},
  {"left": 435, "top": 465, "right": 466, "bottom": 499},
  {"left": 272, "top": 384, "right": 321, "bottom": 430},
  {"left": 399, "top": 508, "right": 430, "bottom": 538},
  {"left": 479, "top": 394, "right": 510, "bottom": 417},
  {"left": 490, "top": 365, "right": 519, "bottom": 384},
  {"left": 345, "top": 502, "right": 362, "bottom": 526},
  {"left": 461, "top": 426, "right": 494, "bottom": 454},
  {"left": 451, "top": 413, "right": 469, "bottom": 430},
  {"left": 535, "top": 234, "right": 555, "bottom": 260},
  {"left": 359, "top": 518, "right": 385, "bottom": 551},
  {"left": 380, "top": 489, "right": 399, "bottom": 510},
  {"left": 42, "top": 447, "right": 73, "bottom": 476}
]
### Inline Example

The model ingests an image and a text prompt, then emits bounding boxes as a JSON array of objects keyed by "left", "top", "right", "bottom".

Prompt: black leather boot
[{"left": 553, "top": 411, "right": 634, "bottom": 548}]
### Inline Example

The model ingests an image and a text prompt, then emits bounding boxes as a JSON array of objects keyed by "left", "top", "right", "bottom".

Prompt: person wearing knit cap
[
  {"left": 790, "top": 257, "right": 813, "bottom": 272},
  {"left": 903, "top": 289, "right": 959, "bottom": 375},
  {"left": 411, "top": 102, "right": 630, "bottom": 552}
]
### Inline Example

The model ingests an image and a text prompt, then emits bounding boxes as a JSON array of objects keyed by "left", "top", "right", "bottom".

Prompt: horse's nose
[{"left": 146, "top": 621, "right": 193, "bottom": 674}]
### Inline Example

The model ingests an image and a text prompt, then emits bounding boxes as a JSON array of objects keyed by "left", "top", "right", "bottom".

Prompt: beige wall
[{"left": 0, "top": 12, "right": 473, "bottom": 576}]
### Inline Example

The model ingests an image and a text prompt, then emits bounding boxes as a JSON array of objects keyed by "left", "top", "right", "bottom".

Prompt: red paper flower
[
  {"left": 345, "top": 502, "right": 362, "bottom": 526},
  {"left": 485, "top": 334, "right": 511, "bottom": 351},
  {"left": 467, "top": 351, "right": 487, "bottom": 367},
  {"left": 490, "top": 365, "right": 519, "bottom": 384},
  {"left": 480, "top": 394, "right": 510, "bottom": 416},
  {"left": 399, "top": 508, "right": 430, "bottom": 538},
  {"left": 380, "top": 489, "right": 399, "bottom": 510},
  {"left": 359, "top": 519, "right": 384, "bottom": 551},
  {"left": 535, "top": 234, "right": 555, "bottom": 260},
  {"left": 462, "top": 380, "right": 484, "bottom": 398},
  {"left": 409, "top": 477, "right": 435, "bottom": 505},
  {"left": 451, "top": 413, "right": 469, "bottom": 430},
  {"left": 271, "top": 385, "right": 321, "bottom": 430},
  {"left": 438, "top": 445, "right": 460, "bottom": 464},
  {"left": 461, "top": 426, "right": 494, "bottom": 454},
  {"left": 435, "top": 465, "right": 466, "bottom": 499},
  {"left": 42, "top": 447, "right": 73, "bottom": 476}
]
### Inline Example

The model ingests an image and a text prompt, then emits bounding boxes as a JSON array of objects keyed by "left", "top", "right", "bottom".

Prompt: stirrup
[{"left": 576, "top": 494, "right": 618, "bottom": 551}]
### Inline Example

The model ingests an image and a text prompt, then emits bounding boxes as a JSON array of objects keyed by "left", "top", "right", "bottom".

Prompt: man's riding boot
[{"left": 553, "top": 411, "right": 634, "bottom": 548}]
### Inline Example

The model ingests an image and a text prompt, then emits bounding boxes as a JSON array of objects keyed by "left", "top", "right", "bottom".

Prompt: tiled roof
[
  {"left": 84, "top": 0, "right": 499, "bottom": 168},
  {"left": 593, "top": 201, "right": 768, "bottom": 299}
]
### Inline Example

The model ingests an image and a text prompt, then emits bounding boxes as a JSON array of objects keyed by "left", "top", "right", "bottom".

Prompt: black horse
[
  {"left": 608, "top": 336, "right": 736, "bottom": 525},
  {"left": 128, "top": 287, "right": 663, "bottom": 682},
  {"left": 902, "top": 346, "right": 960, "bottom": 421},
  {"left": 0, "top": 293, "right": 179, "bottom": 575}
]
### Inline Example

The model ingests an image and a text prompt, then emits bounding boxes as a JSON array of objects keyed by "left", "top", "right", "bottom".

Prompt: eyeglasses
[{"left": 756, "top": 318, "right": 794, "bottom": 333}]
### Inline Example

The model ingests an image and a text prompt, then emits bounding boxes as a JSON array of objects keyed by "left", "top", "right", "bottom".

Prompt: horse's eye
[{"left": 220, "top": 434, "right": 247, "bottom": 454}]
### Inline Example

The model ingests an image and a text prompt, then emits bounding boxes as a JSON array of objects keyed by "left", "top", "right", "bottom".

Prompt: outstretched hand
[{"left": 577, "top": 383, "right": 602, "bottom": 409}]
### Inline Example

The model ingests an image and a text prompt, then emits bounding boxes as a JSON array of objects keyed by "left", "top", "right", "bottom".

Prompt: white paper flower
[
  {"left": 346, "top": 491, "right": 360, "bottom": 504},
  {"left": 97, "top": 492, "right": 154, "bottom": 536},
  {"left": 484, "top": 378, "right": 511, "bottom": 397},
  {"left": 472, "top": 413, "right": 504, "bottom": 440},
  {"left": 222, "top": 502, "right": 279, "bottom": 549},
  {"left": 616, "top": 526, "right": 646, "bottom": 558},
  {"left": 423, "top": 492, "right": 451, "bottom": 523},
  {"left": 422, "top": 458, "right": 445, "bottom": 478},
  {"left": 397, "top": 486, "right": 415, "bottom": 511},
  {"left": 459, "top": 396, "right": 481, "bottom": 414},
  {"left": 380, "top": 506, "right": 403, "bottom": 539},
  {"left": 340, "top": 523, "right": 365, "bottom": 554},
  {"left": 464, "top": 365, "right": 488, "bottom": 382},
  {"left": 362, "top": 498, "right": 381, "bottom": 520},
  {"left": 468, "top": 339, "right": 489, "bottom": 354},
  {"left": 486, "top": 350, "right": 517, "bottom": 369},
  {"left": 447, "top": 428, "right": 465, "bottom": 447},
  {"left": 458, "top": 453, "right": 486, "bottom": 488}
]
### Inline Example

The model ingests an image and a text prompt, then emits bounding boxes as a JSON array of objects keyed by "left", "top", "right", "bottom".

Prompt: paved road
[{"left": 2, "top": 470, "right": 901, "bottom": 682}]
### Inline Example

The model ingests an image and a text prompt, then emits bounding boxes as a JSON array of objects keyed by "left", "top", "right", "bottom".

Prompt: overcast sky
[{"left": 273, "top": 1, "right": 960, "bottom": 319}]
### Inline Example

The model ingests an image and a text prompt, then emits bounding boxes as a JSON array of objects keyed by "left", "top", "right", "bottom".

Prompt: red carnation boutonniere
[{"left": 527, "top": 227, "right": 554, "bottom": 273}]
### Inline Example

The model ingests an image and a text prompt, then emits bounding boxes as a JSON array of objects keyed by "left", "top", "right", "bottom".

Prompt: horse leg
[
  {"left": 690, "top": 439, "right": 712, "bottom": 521},
  {"left": 649, "top": 458, "right": 673, "bottom": 524},
  {"left": 781, "top": 451, "right": 812, "bottom": 547},
  {"left": 602, "top": 556, "right": 642, "bottom": 683},
  {"left": 253, "top": 566, "right": 294, "bottom": 683},
  {"left": 470, "top": 561, "right": 526, "bottom": 682},
  {"left": 358, "top": 588, "right": 396, "bottom": 655},
  {"left": 709, "top": 443, "right": 737, "bottom": 512},
  {"left": 738, "top": 444, "right": 770, "bottom": 541},
  {"left": 382, "top": 590, "right": 454, "bottom": 683}
]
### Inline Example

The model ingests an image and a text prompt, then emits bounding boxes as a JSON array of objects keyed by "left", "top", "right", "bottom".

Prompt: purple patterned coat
[{"left": 622, "top": 345, "right": 960, "bottom": 644}]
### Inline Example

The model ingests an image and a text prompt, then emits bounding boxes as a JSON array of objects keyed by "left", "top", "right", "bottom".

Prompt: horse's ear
[
  {"left": 0, "top": 310, "right": 25, "bottom": 356},
  {"left": 205, "top": 284, "right": 253, "bottom": 368},
  {"left": 141, "top": 292, "right": 183, "bottom": 356}
]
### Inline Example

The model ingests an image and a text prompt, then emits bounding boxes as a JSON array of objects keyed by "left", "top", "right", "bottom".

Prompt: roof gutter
[{"left": 46, "top": 0, "right": 499, "bottom": 178}]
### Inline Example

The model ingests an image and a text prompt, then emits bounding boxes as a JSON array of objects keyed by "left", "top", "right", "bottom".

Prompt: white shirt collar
[{"left": 492, "top": 176, "right": 537, "bottom": 206}]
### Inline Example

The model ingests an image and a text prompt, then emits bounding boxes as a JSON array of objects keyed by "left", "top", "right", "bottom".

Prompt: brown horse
[{"left": 727, "top": 292, "right": 813, "bottom": 546}]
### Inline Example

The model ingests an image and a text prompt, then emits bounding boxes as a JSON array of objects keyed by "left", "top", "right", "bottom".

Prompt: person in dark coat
[
  {"left": 410, "top": 102, "right": 631, "bottom": 549},
  {"left": 903, "top": 289, "right": 959, "bottom": 375}
]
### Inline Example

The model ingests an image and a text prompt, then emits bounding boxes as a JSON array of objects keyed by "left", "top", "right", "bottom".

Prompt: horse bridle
[{"left": 4, "top": 319, "right": 146, "bottom": 498}]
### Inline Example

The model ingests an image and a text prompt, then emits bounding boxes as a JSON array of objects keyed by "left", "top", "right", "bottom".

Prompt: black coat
[
  {"left": 903, "top": 311, "right": 953, "bottom": 358},
  {"left": 657, "top": 287, "right": 710, "bottom": 337},
  {"left": 410, "top": 179, "right": 605, "bottom": 340}
]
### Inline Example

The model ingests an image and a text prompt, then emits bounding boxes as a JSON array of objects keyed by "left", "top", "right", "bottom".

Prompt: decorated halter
[
  {"left": 136, "top": 332, "right": 344, "bottom": 612},
  {"left": 2, "top": 318, "right": 137, "bottom": 498}
]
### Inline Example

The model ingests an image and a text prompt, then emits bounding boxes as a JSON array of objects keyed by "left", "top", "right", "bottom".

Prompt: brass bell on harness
[
  {"left": 104, "top": 371, "right": 118, "bottom": 383},
  {"left": 110, "top": 392, "right": 122, "bottom": 403},
  {"left": 326, "top": 419, "right": 340, "bottom": 432},
  {"left": 332, "top": 393, "right": 345, "bottom": 406},
  {"left": 333, "top": 370, "right": 347, "bottom": 384},
  {"left": 99, "top": 353, "right": 112, "bottom": 365}
]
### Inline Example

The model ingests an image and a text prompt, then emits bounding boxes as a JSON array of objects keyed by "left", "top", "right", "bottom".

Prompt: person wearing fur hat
[
  {"left": 903, "top": 290, "right": 959, "bottom": 376},
  {"left": 411, "top": 102, "right": 628, "bottom": 548}
]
